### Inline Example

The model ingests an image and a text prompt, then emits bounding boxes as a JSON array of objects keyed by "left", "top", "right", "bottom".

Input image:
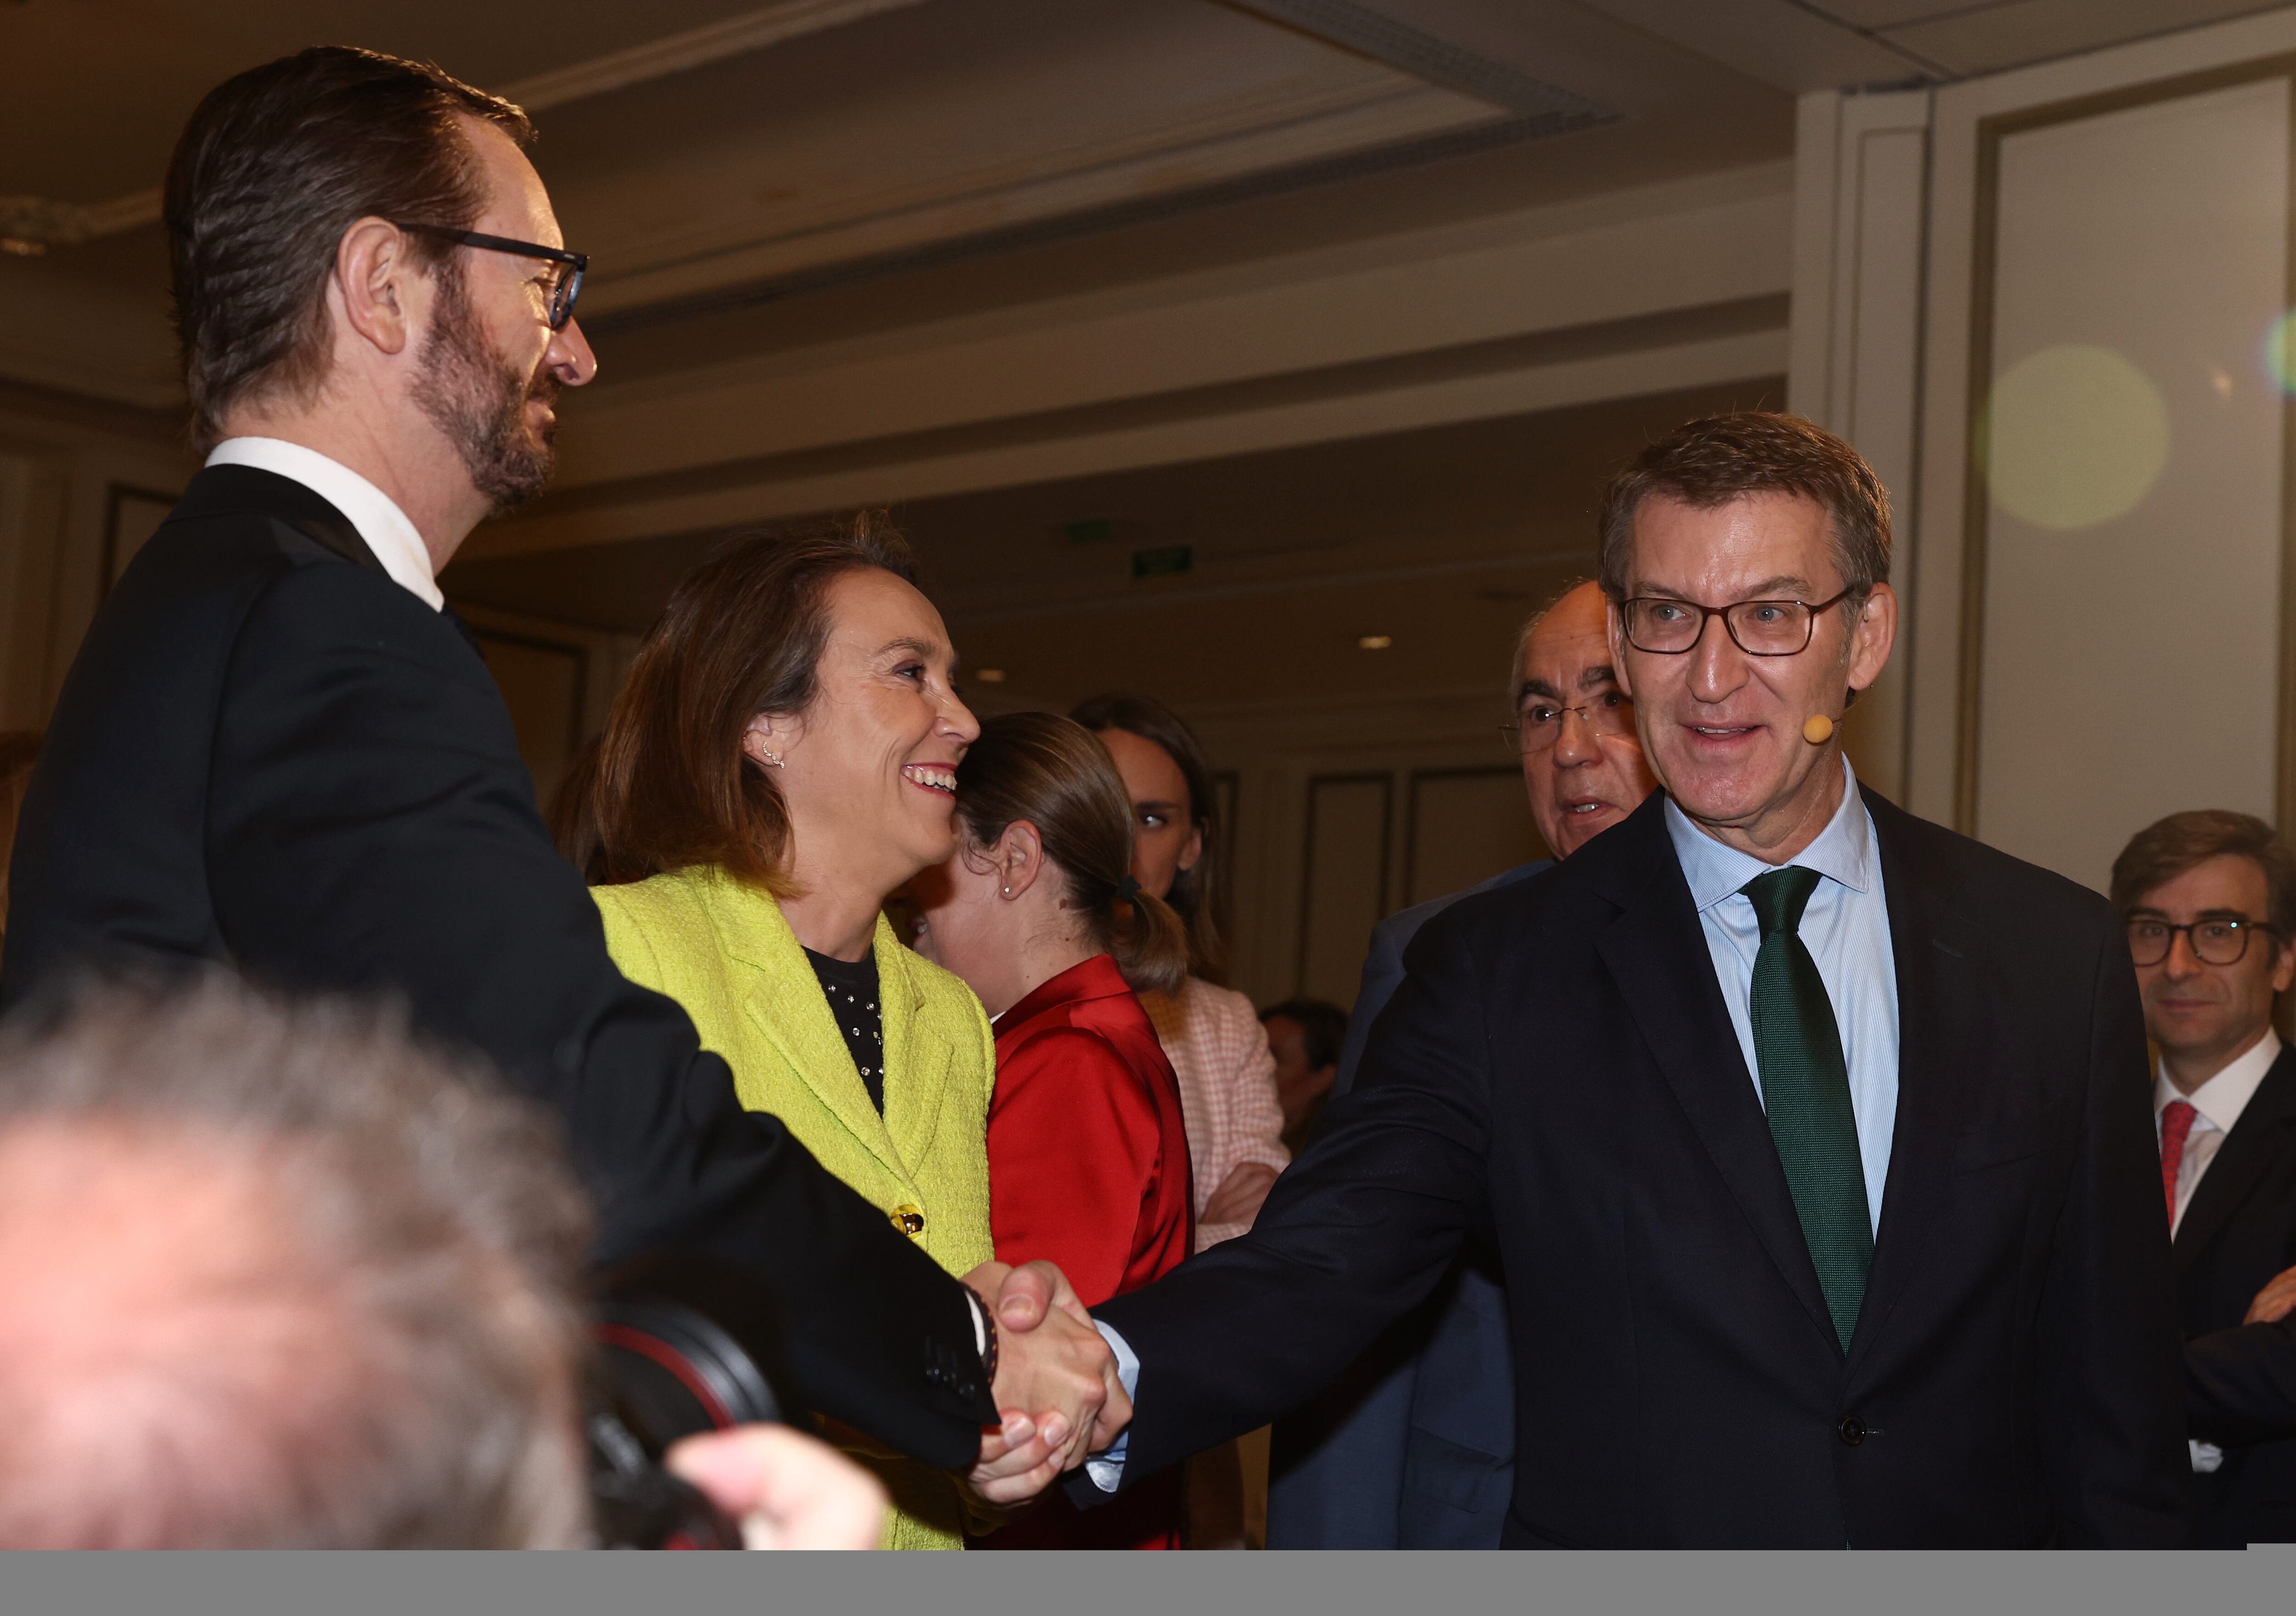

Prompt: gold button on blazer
[{"left": 592, "top": 863, "right": 997, "bottom": 1550}]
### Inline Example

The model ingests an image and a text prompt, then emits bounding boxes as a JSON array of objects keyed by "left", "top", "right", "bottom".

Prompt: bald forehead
[
  {"left": 1517, "top": 583, "right": 1615, "bottom": 697},
  {"left": 0, "top": 1121, "right": 313, "bottom": 1319}
]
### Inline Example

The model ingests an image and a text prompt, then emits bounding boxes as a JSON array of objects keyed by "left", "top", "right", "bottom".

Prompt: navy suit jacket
[
  {"left": 1082, "top": 788, "right": 2186, "bottom": 1546},
  {"left": 2178, "top": 1044, "right": 2296, "bottom": 1544},
  {"left": 1, "top": 466, "right": 996, "bottom": 1467},
  {"left": 1266, "top": 860, "right": 1548, "bottom": 1548}
]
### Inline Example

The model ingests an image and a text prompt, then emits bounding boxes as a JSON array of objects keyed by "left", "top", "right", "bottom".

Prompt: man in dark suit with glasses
[
  {"left": 1, "top": 45, "right": 1119, "bottom": 1502},
  {"left": 1078, "top": 411, "right": 2187, "bottom": 1546},
  {"left": 2114, "top": 810, "right": 2296, "bottom": 1544}
]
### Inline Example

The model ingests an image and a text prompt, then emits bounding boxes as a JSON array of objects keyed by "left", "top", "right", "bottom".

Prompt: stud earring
[{"left": 1002, "top": 885, "right": 1012, "bottom": 897}]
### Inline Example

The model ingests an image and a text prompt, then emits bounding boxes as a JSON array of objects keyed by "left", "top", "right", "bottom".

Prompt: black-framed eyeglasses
[
  {"left": 395, "top": 224, "right": 587, "bottom": 330},
  {"left": 2125, "top": 915, "right": 2281, "bottom": 968},
  {"left": 1619, "top": 588, "right": 1857, "bottom": 657},
  {"left": 1499, "top": 690, "right": 1635, "bottom": 756}
]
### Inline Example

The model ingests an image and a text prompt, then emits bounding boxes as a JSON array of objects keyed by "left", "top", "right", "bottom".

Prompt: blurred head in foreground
[{"left": 0, "top": 975, "right": 593, "bottom": 1548}]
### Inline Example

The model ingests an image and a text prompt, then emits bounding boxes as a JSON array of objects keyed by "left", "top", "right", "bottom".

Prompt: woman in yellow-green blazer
[
  {"left": 555, "top": 518, "right": 1001, "bottom": 1550},
  {"left": 593, "top": 866, "right": 994, "bottom": 1550}
]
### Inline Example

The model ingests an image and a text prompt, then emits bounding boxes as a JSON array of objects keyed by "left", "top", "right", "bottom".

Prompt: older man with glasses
[{"left": 2113, "top": 810, "right": 2296, "bottom": 1546}]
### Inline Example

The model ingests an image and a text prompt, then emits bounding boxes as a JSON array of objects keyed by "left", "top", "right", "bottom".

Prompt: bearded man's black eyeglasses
[{"left": 394, "top": 224, "right": 588, "bottom": 331}]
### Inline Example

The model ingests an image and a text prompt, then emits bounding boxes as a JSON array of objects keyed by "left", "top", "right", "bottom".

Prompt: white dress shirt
[
  {"left": 206, "top": 437, "right": 443, "bottom": 611},
  {"left": 1664, "top": 757, "right": 1901, "bottom": 1233},
  {"left": 2157, "top": 1029, "right": 2281, "bottom": 1236},
  {"left": 2155, "top": 1028, "right": 2281, "bottom": 1475}
]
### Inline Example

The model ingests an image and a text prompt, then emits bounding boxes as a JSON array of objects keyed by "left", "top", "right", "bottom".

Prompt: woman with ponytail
[{"left": 909, "top": 712, "right": 1192, "bottom": 1551}]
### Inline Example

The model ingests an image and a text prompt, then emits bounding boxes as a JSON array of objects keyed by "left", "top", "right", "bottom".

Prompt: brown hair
[
  {"left": 955, "top": 714, "right": 1189, "bottom": 1000},
  {"left": 1597, "top": 412, "right": 1892, "bottom": 608},
  {"left": 1069, "top": 693, "right": 1227, "bottom": 985},
  {"left": 2111, "top": 810, "right": 2296, "bottom": 940},
  {"left": 165, "top": 47, "right": 532, "bottom": 451},
  {"left": 0, "top": 974, "right": 591, "bottom": 1547},
  {"left": 564, "top": 514, "right": 914, "bottom": 891}
]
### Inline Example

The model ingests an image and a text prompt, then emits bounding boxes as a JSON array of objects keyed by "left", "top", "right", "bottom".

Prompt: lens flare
[
  {"left": 2263, "top": 309, "right": 2296, "bottom": 396},
  {"left": 1981, "top": 344, "right": 2169, "bottom": 531}
]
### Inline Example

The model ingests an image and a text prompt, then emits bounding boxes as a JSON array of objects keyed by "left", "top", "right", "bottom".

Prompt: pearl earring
[{"left": 758, "top": 744, "right": 783, "bottom": 769}]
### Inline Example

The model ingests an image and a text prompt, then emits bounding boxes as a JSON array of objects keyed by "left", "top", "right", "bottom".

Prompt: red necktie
[{"left": 2159, "top": 1099, "right": 2200, "bottom": 1230}]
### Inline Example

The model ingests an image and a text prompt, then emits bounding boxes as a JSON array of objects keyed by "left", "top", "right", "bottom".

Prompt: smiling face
[
  {"left": 1095, "top": 727, "right": 1202, "bottom": 903},
  {"left": 2130, "top": 853, "right": 2296, "bottom": 1090},
  {"left": 1515, "top": 581, "right": 1660, "bottom": 859},
  {"left": 747, "top": 568, "right": 980, "bottom": 901},
  {"left": 1611, "top": 491, "right": 1895, "bottom": 859}
]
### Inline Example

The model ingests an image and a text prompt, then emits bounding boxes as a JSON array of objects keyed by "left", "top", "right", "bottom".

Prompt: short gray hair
[{"left": 0, "top": 974, "right": 594, "bottom": 1547}]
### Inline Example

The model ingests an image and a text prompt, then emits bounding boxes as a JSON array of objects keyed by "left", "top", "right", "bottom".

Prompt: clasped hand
[{"left": 961, "top": 1259, "right": 1131, "bottom": 1504}]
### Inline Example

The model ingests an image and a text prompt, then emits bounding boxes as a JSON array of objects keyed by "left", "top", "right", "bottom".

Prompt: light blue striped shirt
[{"left": 1663, "top": 759, "right": 1899, "bottom": 1233}]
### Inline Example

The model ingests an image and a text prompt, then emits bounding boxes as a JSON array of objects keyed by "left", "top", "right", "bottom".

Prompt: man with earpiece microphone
[{"left": 1069, "top": 411, "right": 2187, "bottom": 1547}]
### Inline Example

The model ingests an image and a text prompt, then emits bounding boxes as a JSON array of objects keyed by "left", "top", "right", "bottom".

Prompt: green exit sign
[{"left": 1131, "top": 544, "right": 1193, "bottom": 580}]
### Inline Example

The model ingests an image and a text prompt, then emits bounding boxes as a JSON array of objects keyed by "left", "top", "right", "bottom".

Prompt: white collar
[
  {"left": 2156, "top": 1027, "right": 2283, "bottom": 1135},
  {"left": 205, "top": 438, "right": 443, "bottom": 611},
  {"left": 1664, "top": 756, "right": 1877, "bottom": 914}
]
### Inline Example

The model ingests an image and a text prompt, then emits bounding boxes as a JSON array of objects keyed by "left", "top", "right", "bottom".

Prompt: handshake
[{"left": 960, "top": 1260, "right": 1133, "bottom": 1505}]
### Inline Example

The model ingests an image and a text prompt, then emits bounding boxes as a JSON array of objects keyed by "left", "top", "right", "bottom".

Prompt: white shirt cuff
[
  {"left": 1085, "top": 1320, "right": 1140, "bottom": 1493},
  {"left": 2191, "top": 1438, "right": 2224, "bottom": 1473},
  {"left": 965, "top": 1288, "right": 988, "bottom": 1359}
]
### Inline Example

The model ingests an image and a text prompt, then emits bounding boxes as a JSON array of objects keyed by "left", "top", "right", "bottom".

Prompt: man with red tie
[{"left": 2115, "top": 811, "right": 2296, "bottom": 1545}]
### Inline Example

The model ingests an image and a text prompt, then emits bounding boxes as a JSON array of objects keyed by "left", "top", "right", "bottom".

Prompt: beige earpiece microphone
[{"left": 1802, "top": 713, "right": 1836, "bottom": 745}]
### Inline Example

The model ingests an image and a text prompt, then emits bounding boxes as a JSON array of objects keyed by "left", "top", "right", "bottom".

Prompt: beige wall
[
  {"left": 1799, "top": 6, "right": 2296, "bottom": 890},
  {"left": 0, "top": 385, "right": 195, "bottom": 733}
]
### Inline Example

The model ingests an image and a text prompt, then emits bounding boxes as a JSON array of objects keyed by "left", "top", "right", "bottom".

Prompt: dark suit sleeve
[
  {"left": 1267, "top": 907, "right": 1425, "bottom": 1546},
  {"left": 2031, "top": 916, "right": 2189, "bottom": 1544},
  {"left": 1332, "top": 912, "right": 1412, "bottom": 1099},
  {"left": 205, "top": 567, "right": 994, "bottom": 1468},
  {"left": 1087, "top": 907, "right": 1493, "bottom": 1488},
  {"left": 2187, "top": 1318, "right": 2296, "bottom": 1447}
]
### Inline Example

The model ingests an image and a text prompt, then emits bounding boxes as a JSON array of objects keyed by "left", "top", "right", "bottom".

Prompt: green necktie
[{"left": 1742, "top": 866, "right": 1872, "bottom": 1352}]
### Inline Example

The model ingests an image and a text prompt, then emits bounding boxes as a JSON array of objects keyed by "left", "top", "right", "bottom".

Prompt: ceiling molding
[
  {"left": 509, "top": 0, "right": 927, "bottom": 111},
  {"left": 552, "top": 163, "right": 1794, "bottom": 487},
  {"left": 547, "top": 294, "right": 1789, "bottom": 524},
  {"left": 583, "top": 101, "right": 1624, "bottom": 336},
  {"left": 578, "top": 73, "right": 1501, "bottom": 317},
  {"left": 1219, "top": 0, "right": 1614, "bottom": 118},
  {"left": 461, "top": 315, "right": 1787, "bottom": 560},
  {"left": 0, "top": 0, "right": 932, "bottom": 253}
]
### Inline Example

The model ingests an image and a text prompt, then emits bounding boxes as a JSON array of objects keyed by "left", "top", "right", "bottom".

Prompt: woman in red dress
[{"left": 910, "top": 711, "right": 1193, "bottom": 1548}]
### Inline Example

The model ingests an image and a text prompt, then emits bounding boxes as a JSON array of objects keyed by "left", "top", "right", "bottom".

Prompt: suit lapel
[
  {"left": 1851, "top": 788, "right": 1985, "bottom": 1359},
  {"left": 875, "top": 918, "right": 954, "bottom": 1179},
  {"left": 1588, "top": 800, "right": 1840, "bottom": 1351},
  {"left": 2175, "top": 1047, "right": 2296, "bottom": 1270},
  {"left": 704, "top": 875, "right": 912, "bottom": 1189}
]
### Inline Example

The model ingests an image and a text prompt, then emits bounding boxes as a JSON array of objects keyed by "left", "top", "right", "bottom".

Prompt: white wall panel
[{"left": 1973, "top": 77, "right": 2288, "bottom": 891}]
